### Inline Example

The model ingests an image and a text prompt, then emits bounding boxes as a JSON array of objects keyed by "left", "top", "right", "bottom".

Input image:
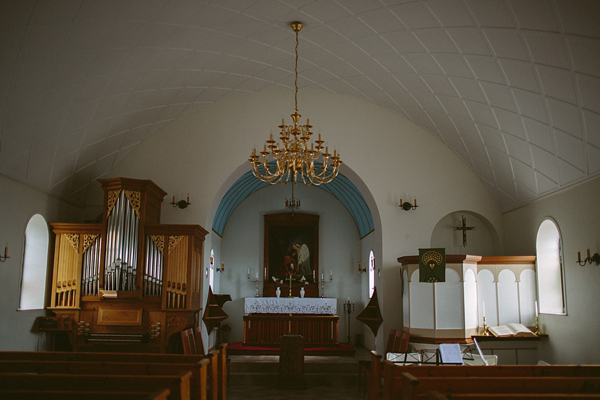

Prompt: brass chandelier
[{"left": 249, "top": 22, "right": 342, "bottom": 185}]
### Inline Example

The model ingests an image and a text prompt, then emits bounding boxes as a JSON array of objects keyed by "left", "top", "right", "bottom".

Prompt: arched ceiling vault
[{"left": 1, "top": 1, "right": 599, "bottom": 211}]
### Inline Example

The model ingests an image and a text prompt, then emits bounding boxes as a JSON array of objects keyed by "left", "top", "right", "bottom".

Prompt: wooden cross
[{"left": 454, "top": 215, "right": 475, "bottom": 247}]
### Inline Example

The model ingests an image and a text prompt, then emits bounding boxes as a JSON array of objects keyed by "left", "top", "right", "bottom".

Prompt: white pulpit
[{"left": 399, "top": 255, "right": 536, "bottom": 341}]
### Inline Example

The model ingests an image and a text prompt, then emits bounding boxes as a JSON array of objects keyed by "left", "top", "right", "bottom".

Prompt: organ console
[{"left": 47, "top": 177, "right": 208, "bottom": 353}]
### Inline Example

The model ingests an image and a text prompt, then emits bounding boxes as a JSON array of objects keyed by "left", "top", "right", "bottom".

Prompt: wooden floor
[{"left": 227, "top": 348, "right": 370, "bottom": 399}]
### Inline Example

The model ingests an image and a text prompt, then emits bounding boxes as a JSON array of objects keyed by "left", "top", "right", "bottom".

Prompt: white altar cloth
[{"left": 244, "top": 297, "right": 337, "bottom": 315}]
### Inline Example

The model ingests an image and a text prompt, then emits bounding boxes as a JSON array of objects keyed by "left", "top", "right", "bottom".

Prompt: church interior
[{"left": 1, "top": 0, "right": 600, "bottom": 398}]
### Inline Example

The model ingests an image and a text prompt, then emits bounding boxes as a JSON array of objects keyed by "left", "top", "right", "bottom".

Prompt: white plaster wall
[
  {"left": 107, "top": 90, "right": 503, "bottom": 352},
  {"left": 0, "top": 174, "right": 83, "bottom": 350},
  {"left": 503, "top": 177, "right": 600, "bottom": 363}
]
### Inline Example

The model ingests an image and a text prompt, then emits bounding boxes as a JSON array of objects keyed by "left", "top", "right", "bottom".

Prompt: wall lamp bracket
[
  {"left": 171, "top": 194, "right": 191, "bottom": 209},
  {"left": 0, "top": 246, "right": 8, "bottom": 262},
  {"left": 399, "top": 198, "right": 418, "bottom": 211},
  {"left": 577, "top": 249, "right": 600, "bottom": 266}
]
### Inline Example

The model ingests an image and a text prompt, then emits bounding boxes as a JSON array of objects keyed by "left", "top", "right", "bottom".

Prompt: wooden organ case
[{"left": 48, "top": 178, "right": 208, "bottom": 353}]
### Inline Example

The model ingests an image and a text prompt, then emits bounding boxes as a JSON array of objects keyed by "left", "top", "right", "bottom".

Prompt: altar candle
[
  {"left": 535, "top": 301, "right": 538, "bottom": 317},
  {"left": 400, "top": 199, "right": 402, "bottom": 207},
  {"left": 321, "top": 273, "right": 324, "bottom": 281},
  {"left": 414, "top": 198, "right": 417, "bottom": 206},
  {"left": 482, "top": 301, "right": 486, "bottom": 319},
  {"left": 247, "top": 268, "right": 250, "bottom": 276},
  {"left": 330, "top": 270, "right": 333, "bottom": 279},
  {"left": 255, "top": 271, "right": 258, "bottom": 279}
]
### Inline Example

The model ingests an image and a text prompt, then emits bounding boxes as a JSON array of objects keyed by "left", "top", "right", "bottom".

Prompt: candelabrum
[
  {"left": 247, "top": 272, "right": 261, "bottom": 298},
  {"left": 481, "top": 316, "right": 489, "bottom": 336},
  {"left": 320, "top": 273, "right": 333, "bottom": 298},
  {"left": 343, "top": 299, "right": 355, "bottom": 344}
]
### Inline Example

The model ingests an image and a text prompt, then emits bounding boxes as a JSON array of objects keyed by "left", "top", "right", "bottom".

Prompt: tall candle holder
[
  {"left": 481, "top": 316, "right": 489, "bottom": 336},
  {"left": 343, "top": 299, "right": 355, "bottom": 344},
  {"left": 247, "top": 271, "right": 261, "bottom": 298},
  {"left": 320, "top": 272, "right": 333, "bottom": 298}
]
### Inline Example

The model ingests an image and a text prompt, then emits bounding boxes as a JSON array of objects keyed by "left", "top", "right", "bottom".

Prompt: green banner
[{"left": 419, "top": 248, "right": 446, "bottom": 282}]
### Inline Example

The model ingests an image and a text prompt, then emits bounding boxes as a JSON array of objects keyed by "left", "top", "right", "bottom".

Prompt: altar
[{"left": 243, "top": 297, "right": 339, "bottom": 346}]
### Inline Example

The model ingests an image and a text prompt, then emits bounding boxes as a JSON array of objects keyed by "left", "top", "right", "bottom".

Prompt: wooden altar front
[{"left": 243, "top": 297, "right": 339, "bottom": 346}]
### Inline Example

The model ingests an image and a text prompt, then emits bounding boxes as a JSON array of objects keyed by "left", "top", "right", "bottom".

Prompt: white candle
[
  {"left": 255, "top": 272, "right": 258, "bottom": 279},
  {"left": 482, "top": 301, "right": 486, "bottom": 319},
  {"left": 321, "top": 273, "right": 324, "bottom": 280},
  {"left": 247, "top": 268, "right": 250, "bottom": 276},
  {"left": 330, "top": 270, "right": 333, "bottom": 277},
  {"left": 535, "top": 301, "right": 538, "bottom": 317}
]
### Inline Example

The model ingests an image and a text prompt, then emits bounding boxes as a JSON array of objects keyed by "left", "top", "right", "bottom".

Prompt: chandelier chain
[
  {"left": 295, "top": 27, "right": 299, "bottom": 113},
  {"left": 248, "top": 21, "right": 342, "bottom": 186}
]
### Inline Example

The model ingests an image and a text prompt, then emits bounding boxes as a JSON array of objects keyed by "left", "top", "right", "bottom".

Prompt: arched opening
[
  {"left": 536, "top": 218, "right": 566, "bottom": 315},
  {"left": 19, "top": 214, "right": 49, "bottom": 310}
]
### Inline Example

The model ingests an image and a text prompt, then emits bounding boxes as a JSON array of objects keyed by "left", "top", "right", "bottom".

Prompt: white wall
[
  {"left": 0, "top": 174, "right": 83, "bottom": 350},
  {"left": 503, "top": 177, "right": 600, "bottom": 363},
  {"left": 98, "top": 90, "right": 504, "bottom": 351}
]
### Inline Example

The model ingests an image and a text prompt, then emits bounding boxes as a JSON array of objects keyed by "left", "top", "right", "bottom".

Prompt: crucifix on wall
[{"left": 454, "top": 215, "right": 475, "bottom": 247}]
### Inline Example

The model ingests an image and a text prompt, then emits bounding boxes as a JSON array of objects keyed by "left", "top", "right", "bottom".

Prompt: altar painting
[{"left": 264, "top": 213, "right": 319, "bottom": 297}]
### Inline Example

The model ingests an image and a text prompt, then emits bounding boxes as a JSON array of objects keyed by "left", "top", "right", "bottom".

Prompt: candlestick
[
  {"left": 247, "top": 272, "right": 261, "bottom": 297},
  {"left": 481, "top": 316, "right": 489, "bottom": 336},
  {"left": 320, "top": 271, "right": 333, "bottom": 298}
]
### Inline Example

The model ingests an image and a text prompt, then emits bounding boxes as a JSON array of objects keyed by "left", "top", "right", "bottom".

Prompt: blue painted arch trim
[{"left": 212, "top": 168, "right": 375, "bottom": 239}]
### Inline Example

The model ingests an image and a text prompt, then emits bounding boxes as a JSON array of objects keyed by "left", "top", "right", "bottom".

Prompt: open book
[{"left": 488, "top": 323, "right": 535, "bottom": 337}]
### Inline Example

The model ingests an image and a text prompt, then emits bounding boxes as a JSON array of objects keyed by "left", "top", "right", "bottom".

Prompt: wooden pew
[
  {"left": 0, "top": 388, "right": 171, "bottom": 400},
  {"left": 397, "top": 373, "right": 600, "bottom": 400},
  {"left": 0, "top": 371, "right": 192, "bottom": 400},
  {"left": 368, "top": 350, "right": 384, "bottom": 400},
  {"left": 0, "top": 345, "right": 228, "bottom": 400},
  {"left": 427, "top": 392, "right": 600, "bottom": 400},
  {"left": 0, "top": 358, "right": 209, "bottom": 400},
  {"left": 382, "top": 361, "right": 600, "bottom": 400}
]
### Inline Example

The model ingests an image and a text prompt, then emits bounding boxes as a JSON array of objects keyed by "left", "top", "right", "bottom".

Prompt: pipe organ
[{"left": 48, "top": 178, "right": 207, "bottom": 353}]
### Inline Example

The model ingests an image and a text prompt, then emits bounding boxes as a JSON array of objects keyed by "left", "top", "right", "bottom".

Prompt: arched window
[
  {"left": 536, "top": 218, "right": 566, "bottom": 315},
  {"left": 369, "top": 250, "right": 376, "bottom": 298},
  {"left": 209, "top": 249, "right": 215, "bottom": 289},
  {"left": 19, "top": 214, "right": 49, "bottom": 310}
]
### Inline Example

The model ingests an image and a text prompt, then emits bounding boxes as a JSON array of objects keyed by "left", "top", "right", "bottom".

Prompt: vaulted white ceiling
[{"left": 1, "top": 0, "right": 599, "bottom": 211}]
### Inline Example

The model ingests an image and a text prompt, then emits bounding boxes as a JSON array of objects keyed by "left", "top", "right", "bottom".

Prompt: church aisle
[{"left": 227, "top": 351, "right": 368, "bottom": 399}]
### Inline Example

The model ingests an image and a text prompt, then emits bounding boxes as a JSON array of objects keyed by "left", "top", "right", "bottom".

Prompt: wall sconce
[
  {"left": 0, "top": 245, "right": 9, "bottom": 262},
  {"left": 216, "top": 263, "right": 225, "bottom": 273},
  {"left": 399, "top": 198, "right": 418, "bottom": 211},
  {"left": 171, "top": 194, "right": 191, "bottom": 209},
  {"left": 577, "top": 249, "right": 600, "bottom": 266},
  {"left": 358, "top": 263, "right": 366, "bottom": 273}
]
